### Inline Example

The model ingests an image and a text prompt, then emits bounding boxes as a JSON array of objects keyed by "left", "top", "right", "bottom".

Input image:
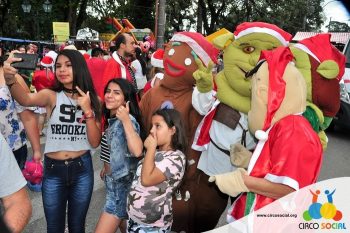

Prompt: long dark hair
[
  {"left": 153, "top": 108, "right": 187, "bottom": 153},
  {"left": 102, "top": 78, "right": 146, "bottom": 140},
  {"left": 135, "top": 47, "right": 147, "bottom": 76},
  {"left": 52, "top": 49, "right": 101, "bottom": 120}
]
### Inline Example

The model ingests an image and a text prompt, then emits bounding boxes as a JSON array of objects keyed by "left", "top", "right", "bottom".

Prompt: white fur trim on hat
[
  {"left": 46, "top": 51, "right": 58, "bottom": 61},
  {"left": 255, "top": 130, "right": 268, "bottom": 142},
  {"left": 171, "top": 34, "right": 211, "bottom": 66},
  {"left": 235, "top": 27, "right": 289, "bottom": 46},
  {"left": 293, "top": 43, "right": 320, "bottom": 63},
  {"left": 151, "top": 56, "right": 164, "bottom": 68}
]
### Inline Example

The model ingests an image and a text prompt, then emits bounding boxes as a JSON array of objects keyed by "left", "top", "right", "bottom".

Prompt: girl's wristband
[{"left": 79, "top": 110, "right": 95, "bottom": 123}]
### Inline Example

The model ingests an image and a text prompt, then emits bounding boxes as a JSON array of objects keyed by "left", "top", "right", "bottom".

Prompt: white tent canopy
[{"left": 76, "top": 27, "right": 99, "bottom": 41}]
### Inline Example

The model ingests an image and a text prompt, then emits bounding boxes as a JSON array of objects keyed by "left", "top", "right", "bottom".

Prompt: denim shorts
[
  {"left": 127, "top": 218, "right": 171, "bottom": 233},
  {"left": 103, "top": 173, "right": 133, "bottom": 219}
]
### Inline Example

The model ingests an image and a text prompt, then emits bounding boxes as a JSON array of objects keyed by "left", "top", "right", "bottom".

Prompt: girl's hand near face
[
  {"left": 144, "top": 132, "right": 157, "bottom": 151},
  {"left": 75, "top": 86, "right": 92, "bottom": 113},
  {"left": 115, "top": 101, "right": 130, "bottom": 123}
]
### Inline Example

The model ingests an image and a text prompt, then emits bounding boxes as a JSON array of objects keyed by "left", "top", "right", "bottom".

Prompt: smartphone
[{"left": 11, "top": 53, "right": 38, "bottom": 70}]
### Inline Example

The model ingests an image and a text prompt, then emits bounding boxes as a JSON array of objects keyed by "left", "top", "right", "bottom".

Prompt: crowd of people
[{"left": 0, "top": 22, "right": 344, "bottom": 233}]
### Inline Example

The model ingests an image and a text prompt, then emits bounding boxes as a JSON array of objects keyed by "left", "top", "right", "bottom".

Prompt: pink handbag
[{"left": 22, "top": 160, "right": 43, "bottom": 184}]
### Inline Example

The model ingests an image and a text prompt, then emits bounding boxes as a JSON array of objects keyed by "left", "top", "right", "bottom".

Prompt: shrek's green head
[
  {"left": 213, "top": 22, "right": 292, "bottom": 98},
  {"left": 291, "top": 33, "right": 346, "bottom": 119}
]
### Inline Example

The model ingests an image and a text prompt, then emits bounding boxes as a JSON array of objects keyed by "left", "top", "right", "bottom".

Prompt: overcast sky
[{"left": 322, "top": 0, "right": 350, "bottom": 31}]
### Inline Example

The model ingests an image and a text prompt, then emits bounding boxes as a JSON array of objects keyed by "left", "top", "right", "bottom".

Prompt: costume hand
[
  {"left": 230, "top": 143, "right": 252, "bottom": 169},
  {"left": 115, "top": 101, "right": 130, "bottom": 122},
  {"left": 193, "top": 58, "right": 214, "bottom": 93},
  {"left": 75, "top": 86, "right": 92, "bottom": 113},
  {"left": 208, "top": 168, "right": 249, "bottom": 197},
  {"left": 144, "top": 132, "right": 157, "bottom": 151}
]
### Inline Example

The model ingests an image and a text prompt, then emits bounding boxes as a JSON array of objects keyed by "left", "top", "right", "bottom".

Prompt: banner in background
[{"left": 53, "top": 22, "right": 70, "bottom": 43}]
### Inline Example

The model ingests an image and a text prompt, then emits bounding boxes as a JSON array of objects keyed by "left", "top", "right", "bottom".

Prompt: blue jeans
[{"left": 42, "top": 151, "right": 94, "bottom": 233}]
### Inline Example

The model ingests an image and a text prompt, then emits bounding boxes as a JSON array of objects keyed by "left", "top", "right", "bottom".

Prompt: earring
[
  {"left": 175, "top": 190, "right": 182, "bottom": 201},
  {"left": 184, "top": 191, "right": 190, "bottom": 202}
]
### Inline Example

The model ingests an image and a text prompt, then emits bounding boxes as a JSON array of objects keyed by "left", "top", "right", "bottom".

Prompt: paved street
[{"left": 23, "top": 129, "right": 350, "bottom": 233}]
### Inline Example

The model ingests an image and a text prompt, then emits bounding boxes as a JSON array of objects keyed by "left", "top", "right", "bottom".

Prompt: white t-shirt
[
  {"left": 131, "top": 59, "right": 147, "bottom": 90},
  {"left": 0, "top": 134, "right": 27, "bottom": 198}
]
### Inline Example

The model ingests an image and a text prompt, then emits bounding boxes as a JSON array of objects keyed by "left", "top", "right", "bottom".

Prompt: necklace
[
  {"left": 63, "top": 86, "right": 78, "bottom": 94},
  {"left": 64, "top": 92, "right": 77, "bottom": 114}
]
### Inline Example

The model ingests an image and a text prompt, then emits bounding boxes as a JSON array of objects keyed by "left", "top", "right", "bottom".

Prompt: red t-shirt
[
  {"left": 86, "top": 57, "right": 107, "bottom": 100},
  {"left": 32, "top": 69, "right": 55, "bottom": 92}
]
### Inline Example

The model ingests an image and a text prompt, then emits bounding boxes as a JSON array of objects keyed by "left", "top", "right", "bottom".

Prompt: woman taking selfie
[{"left": 3, "top": 49, "right": 101, "bottom": 233}]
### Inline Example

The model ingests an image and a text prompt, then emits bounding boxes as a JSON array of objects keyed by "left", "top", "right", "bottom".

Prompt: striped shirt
[{"left": 100, "top": 133, "right": 110, "bottom": 163}]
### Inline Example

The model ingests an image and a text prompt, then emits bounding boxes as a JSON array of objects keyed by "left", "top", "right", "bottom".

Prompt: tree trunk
[
  {"left": 196, "top": 1, "right": 203, "bottom": 34},
  {"left": 156, "top": 0, "right": 166, "bottom": 49}
]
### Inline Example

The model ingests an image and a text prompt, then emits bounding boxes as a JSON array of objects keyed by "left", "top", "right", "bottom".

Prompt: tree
[
  {"left": 198, "top": 0, "right": 227, "bottom": 35},
  {"left": 202, "top": 0, "right": 325, "bottom": 35},
  {"left": 130, "top": 0, "right": 154, "bottom": 29},
  {"left": 0, "top": 0, "right": 328, "bottom": 42},
  {"left": 166, "top": 0, "right": 195, "bottom": 32},
  {"left": 328, "top": 21, "right": 350, "bottom": 32}
]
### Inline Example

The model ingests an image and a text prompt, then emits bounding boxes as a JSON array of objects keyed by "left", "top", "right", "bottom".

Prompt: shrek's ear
[
  {"left": 316, "top": 60, "right": 339, "bottom": 79},
  {"left": 213, "top": 32, "right": 234, "bottom": 50}
]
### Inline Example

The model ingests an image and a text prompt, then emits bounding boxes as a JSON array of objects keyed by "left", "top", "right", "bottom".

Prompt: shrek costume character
[
  {"left": 291, "top": 33, "right": 346, "bottom": 150},
  {"left": 210, "top": 47, "right": 323, "bottom": 223},
  {"left": 139, "top": 32, "right": 219, "bottom": 233},
  {"left": 191, "top": 22, "right": 292, "bottom": 231}
]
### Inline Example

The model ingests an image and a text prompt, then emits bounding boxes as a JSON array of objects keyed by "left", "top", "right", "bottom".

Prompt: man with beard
[{"left": 103, "top": 33, "right": 138, "bottom": 92}]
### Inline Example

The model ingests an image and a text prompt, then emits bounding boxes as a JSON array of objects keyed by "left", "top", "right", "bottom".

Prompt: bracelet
[
  {"left": 79, "top": 110, "right": 95, "bottom": 123},
  {"left": 85, "top": 110, "right": 95, "bottom": 119}
]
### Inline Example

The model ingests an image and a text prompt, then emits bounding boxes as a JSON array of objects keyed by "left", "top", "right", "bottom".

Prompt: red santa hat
[
  {"left": 41, "top": 51, "right": 58, "bottom": 68},
  {"left": 234, "top": 22, "right": 292, "bottom": 46},
  {"left": 151, "top": 49, "right": 164, "bottom": 68},
  {"left": 254, "top": 47, "right": 294, "bottom": 141},
  {"left": 170, "top": 31, "right": 219, "bottom": 66},
  {"left": 41, "top": 56, "right": 54, "bottom": 68},
  {"left": 83, "top": 53, "right": 91, "bottom": 60},
  {"left": 293, "top": 33, "right": 346, "bottom": 80}
]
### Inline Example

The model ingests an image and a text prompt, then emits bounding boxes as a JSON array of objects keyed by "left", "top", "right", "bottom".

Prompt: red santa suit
[
  {"left": 228, "top": 47, "right": 323, "bottom": 221},
  {"left": 230, "top": 114, "right": 323, "bottom": 220},
  {"left": 32, "top": 69, "right": 55, "bottom": 92},
  {"left": 86, "top": 57, "right": 107, "bottom": 99},
  {"left": 102, "top": 51, "right": 134, "bottom": 91}
]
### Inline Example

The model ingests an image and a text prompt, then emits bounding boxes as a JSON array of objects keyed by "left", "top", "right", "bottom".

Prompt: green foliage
[
  {"left": 328, "top": 21, "right": 350, "bottom": 32},
  {"left": 0, "top": 0, "right": 334, "bottom": 42},
  {"left": 166, "top": 0, "right": 195, "bottom": 32},
  {"left": 217, "top": 0, "right": 325, "bottom": 35}
]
